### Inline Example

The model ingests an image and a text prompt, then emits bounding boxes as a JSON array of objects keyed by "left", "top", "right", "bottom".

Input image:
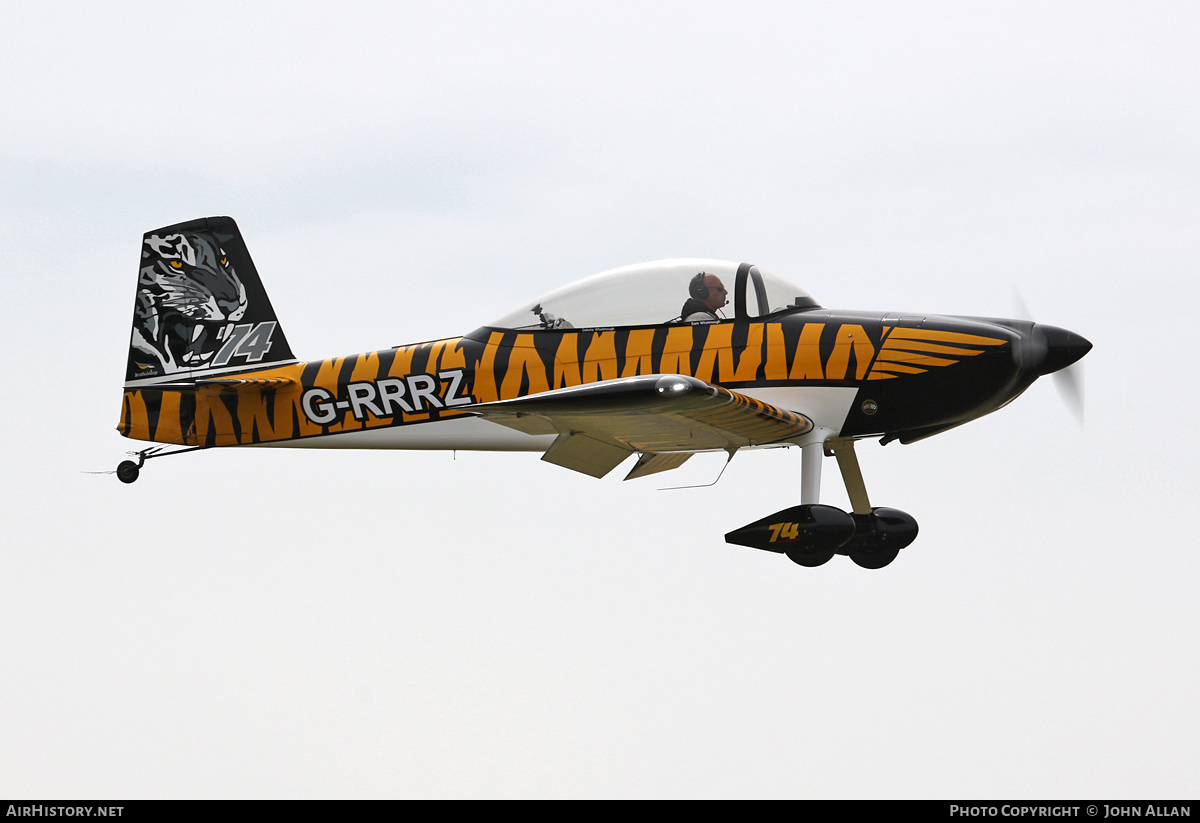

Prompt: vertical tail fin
[{"left": 125, "top": 216, "right": 295, "bottom": 384}]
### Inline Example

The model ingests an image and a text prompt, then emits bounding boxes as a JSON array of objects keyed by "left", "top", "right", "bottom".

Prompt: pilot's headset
[{"left": 689, "top": 272, "right": 711, "bottom": 300}]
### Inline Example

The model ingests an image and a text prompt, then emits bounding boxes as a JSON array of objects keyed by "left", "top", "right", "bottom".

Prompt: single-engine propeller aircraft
[{"left": 114, "top": 216, "right": 1091, "bottom": 568}]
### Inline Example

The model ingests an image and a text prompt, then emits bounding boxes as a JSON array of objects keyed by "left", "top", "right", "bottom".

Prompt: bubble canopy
[{"left": 487, "top": 259, "right": 820, "bottom": 331}]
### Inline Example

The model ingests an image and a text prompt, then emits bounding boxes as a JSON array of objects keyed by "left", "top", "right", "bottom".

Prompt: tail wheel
[{"left": 116, "top": 460, "right": 140, "bottom": 484}]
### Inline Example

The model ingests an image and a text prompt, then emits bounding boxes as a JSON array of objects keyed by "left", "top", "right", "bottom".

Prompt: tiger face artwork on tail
[{"left": 129, "top": 231, "right": 248, "bottom": 377}]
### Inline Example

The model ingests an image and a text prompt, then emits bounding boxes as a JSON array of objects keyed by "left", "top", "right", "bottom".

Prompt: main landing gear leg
[
  {"left": 826, "top": 437, "right": 871, "bottom": 516},
  {"left": 826, "top": 437, "right": 918, "bottom": 569},
  {"left": 801, "top": 441, "right": 823, "bottom": 505}
]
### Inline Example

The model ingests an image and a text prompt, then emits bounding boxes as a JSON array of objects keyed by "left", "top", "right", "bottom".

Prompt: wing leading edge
[{"left": 465, "top": 374, "right": 814, "bottom": 479}]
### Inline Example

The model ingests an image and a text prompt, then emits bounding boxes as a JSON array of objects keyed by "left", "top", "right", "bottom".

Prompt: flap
[
  {"left": 624, "top": 452, "right": 693, "bottom": 480},
  {"left": 542, "top": 432, "right": 634, "bottom": 478}
]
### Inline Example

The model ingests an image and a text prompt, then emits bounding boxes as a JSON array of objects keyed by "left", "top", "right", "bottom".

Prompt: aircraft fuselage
[{"left": 118, "top": 309, "right": 1065, "bottom": 452}]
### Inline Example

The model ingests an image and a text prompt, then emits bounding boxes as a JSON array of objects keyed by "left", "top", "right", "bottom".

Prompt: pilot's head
[{"left": 690, "top": 272, "right": 728, "bottom": 312}]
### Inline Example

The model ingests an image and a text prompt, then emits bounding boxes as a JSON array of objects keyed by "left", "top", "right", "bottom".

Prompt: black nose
[{"left": 1032, "top": 324, "right": 1092, "bottom": 375}]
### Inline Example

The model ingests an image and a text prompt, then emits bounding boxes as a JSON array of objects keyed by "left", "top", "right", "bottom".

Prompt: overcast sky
[{"left": 2, "top": 0, "right": 1197, "bottom": 798}]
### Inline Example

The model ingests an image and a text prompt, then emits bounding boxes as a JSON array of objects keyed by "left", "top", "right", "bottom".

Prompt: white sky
[{"left": 2, "top": 0, "right": 1197, "bottom": 799}]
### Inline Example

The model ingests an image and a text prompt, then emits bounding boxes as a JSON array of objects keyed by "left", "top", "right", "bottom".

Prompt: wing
[{"left": 465, "top": 374, "right": 813, "bottom": 479}]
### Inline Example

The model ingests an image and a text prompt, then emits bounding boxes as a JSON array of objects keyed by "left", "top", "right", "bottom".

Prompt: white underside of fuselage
[
  {"left": 250, "top": 415, "right": 555, "bottom": 451},
  {"left": 249, "top": 386, "right": 860, "bottom": 452}
]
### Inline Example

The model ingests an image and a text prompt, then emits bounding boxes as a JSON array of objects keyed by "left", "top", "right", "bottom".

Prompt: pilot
[{"left": 681, "top": 272, "right": 728, "bottom": 321}]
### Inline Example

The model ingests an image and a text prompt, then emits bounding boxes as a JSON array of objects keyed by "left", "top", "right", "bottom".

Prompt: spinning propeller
[{"left": 1011, "top": 292, "right": 1090, "bottom": 423}]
